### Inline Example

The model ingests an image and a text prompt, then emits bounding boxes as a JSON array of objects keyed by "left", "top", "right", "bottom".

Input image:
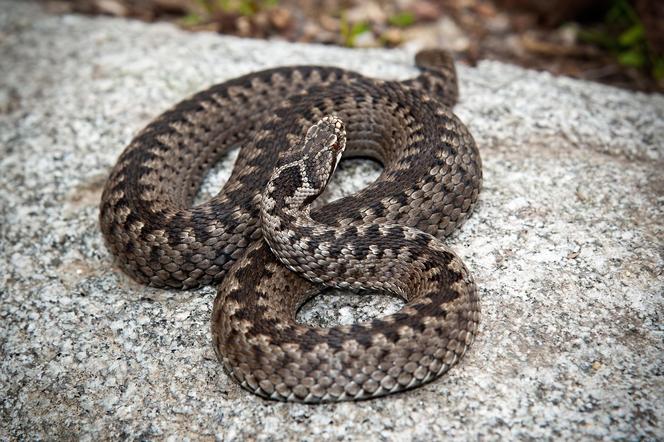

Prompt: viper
[{"left": 100, "top": 49, "right": 482, "bottom": 402}]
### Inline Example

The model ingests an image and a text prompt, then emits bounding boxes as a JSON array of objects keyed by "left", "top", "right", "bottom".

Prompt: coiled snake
[{"left": 100, "top": 49, "right": 482, "bottom": 403}]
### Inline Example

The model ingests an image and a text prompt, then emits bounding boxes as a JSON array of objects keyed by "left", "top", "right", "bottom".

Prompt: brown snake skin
[{"left": 100, "top": 49, "right": 482, "bottom": 403}]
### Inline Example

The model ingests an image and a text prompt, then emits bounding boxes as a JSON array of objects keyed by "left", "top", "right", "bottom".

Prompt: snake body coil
[{"left": 100, "top": 50, "right": 482, "bottom": 403}]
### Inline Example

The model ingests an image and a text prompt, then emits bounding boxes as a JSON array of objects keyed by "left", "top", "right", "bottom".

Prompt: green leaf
[
  {"left": 618, "top": 24, "right": 644, "bottom": 47},
  {"left": 181, "top": 12, "right": 203, "bottom": 26},
  {"left": 238, "top": 2, "right": 255, "bottom": 16},
  {"left": 339, "top": 10, "right": 371, "bottom": 47},
  {"left": 351, "top": 21, "right": 370, "bottom": 37},
  {"left": 388, "top": 11, "right": 415, "bottom": 28},
  {"left": 617, "top": 49, "right": 645, "bottom": 67}
]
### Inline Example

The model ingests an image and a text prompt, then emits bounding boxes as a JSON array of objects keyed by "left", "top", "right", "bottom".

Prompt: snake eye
[
  {"left": 329, "top": 135, "right": 342, "bottom": 153},
  {"left": 334, "top": 133, "right": 346, "bottom": 154}
]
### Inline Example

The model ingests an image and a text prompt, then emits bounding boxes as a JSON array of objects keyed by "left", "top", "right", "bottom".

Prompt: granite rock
[{"left": 1, "top": 1, "right": 663, "bottom": 440}]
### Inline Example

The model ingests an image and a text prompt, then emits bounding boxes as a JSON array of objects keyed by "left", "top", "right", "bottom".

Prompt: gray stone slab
[{"left": 1, "top": 1, "right": 662, "bottom": 439}]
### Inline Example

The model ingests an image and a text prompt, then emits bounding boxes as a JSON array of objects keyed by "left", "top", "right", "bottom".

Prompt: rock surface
[{"left": 1, "top": 1, "right": 663, "bottom": 440}]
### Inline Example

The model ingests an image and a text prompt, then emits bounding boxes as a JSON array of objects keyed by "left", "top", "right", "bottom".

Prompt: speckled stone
[{"left": 1, "top": 1, "right": 663, "bottom": 440}]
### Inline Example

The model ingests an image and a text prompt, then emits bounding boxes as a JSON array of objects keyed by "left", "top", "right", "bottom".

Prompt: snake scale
[{"left": 100, "top": 49, "right": 482, "bottom": 403}]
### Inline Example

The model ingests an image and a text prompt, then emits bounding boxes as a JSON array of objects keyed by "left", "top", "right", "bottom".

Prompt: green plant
[
  {"left": 181, "top": 0, "right": 279, "bottom": 29},
  {"left": 218, "top": 0, "right": 279, "bottom": 16},
  {"left": 387, "top": 11, "right": 415, "bottom": 28},
  {"left": 181, "top": 11, "right": 204, "bottom": 26},
  {"left": 339, "top": 11, "right": 370, "bottom": 47},
  {"left": 189, "top": 0, "right": 278, "bottom": 18},
  {"left": 578, "top": 0, "right": 663, "bottom": 80}
]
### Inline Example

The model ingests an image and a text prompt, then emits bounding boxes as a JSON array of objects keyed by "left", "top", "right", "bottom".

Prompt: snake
[{"left": 99, "top": 49, "right": 482, "bottom": 403}]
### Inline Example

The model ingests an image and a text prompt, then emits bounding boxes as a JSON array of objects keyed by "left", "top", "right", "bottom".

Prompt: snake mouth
[
  {"left": 327, "top": 149, "right": 343, "bottom": 186},
  {"left": 329, "top": 135, "right": 346, "bottom": 179}
]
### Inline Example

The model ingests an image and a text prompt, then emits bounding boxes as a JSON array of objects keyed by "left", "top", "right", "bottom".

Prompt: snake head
[
  {"left": 262, "top": 116, "right": 347, "bottom": 218},
  {"left": 305, "top": 115, "right": 346, "bottom": 163},
  {"left": 302, "top": 115, "right": 347, "bottom": 189}
]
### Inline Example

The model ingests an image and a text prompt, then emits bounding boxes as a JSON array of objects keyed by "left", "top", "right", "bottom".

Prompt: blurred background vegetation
[{"left": 44, "top": 0, "right": 664, "bottom": 92}]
